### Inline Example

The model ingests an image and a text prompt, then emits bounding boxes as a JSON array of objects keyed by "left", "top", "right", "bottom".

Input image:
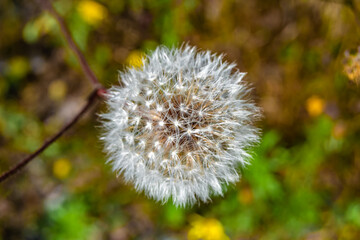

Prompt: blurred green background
[{"left": 1, "top": 0, "right": 360, "bottom": 239}]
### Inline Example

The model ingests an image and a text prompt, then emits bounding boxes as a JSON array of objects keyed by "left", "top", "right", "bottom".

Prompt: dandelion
[{"left": 100, "top": 45, "right": 261, "bottom": 207}]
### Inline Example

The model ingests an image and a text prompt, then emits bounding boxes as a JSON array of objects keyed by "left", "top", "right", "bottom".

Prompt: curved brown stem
[
  {"left": 0, "top": 88, "right": 102, "bottom": 183},
  {"left": 37, "top": 0, "right": 102, "bottom": 88},
  {"left": 0, "top": 0, "right": 110, "bottom": 183}
]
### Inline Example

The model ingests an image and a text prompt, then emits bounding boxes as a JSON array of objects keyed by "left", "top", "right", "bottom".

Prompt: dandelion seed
[{"left": 100, "top": 44, "right": 261, "bottom": 207}]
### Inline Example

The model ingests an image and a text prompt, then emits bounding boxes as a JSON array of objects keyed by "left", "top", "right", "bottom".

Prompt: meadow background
[{"left": 1, "top": 0, "right": 360, "bottom": 239}]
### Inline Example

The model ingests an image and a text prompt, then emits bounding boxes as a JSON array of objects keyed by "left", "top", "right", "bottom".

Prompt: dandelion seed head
[{"left": 101, "top": 44, "right": 261, "bottom": 207}]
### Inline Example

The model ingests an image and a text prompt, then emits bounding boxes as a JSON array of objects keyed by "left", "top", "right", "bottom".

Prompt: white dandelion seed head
[{"left": 100, "top": 44, "right": 261, "bottom": 207}]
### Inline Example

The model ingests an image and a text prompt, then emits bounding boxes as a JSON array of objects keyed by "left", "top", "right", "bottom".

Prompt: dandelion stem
[
  {"left": 0, "top": 88, "right": 103, "bottom": 183},
  {"left": 37, "top": 0, "right": 102, "bottom": 88},
  {"left": 0, "top": 0, "right": 109, "bottom": 183}
]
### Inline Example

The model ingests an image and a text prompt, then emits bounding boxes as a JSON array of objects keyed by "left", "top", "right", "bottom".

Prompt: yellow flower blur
[
  {"left": 188, "top": 215, "right": 230, "bottom": 240},
  {"left": 7, "top": 57, "right": 30, "bottom": 79},
  {"left": 77, "top": 0, "right": 107, "bottom": 26},
  {"left": 53, "top": 158, "right": 72, "bottom": 179},
  {"left": 126, "top": 50, "right": 146, "bottom": 69},
  {"left": 306, "top": 96, "right": 325, "bottom": 117},
  {"left": 48, "top": 80, "right": 67, "bottom": 101}
]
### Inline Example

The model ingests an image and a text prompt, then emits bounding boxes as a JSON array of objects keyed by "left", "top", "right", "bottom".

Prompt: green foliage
[
  {"left": 346, "top": 202, "right": 360, "bottom": 227},
  {"left": 41, "top": 199, "right": 96, "bottom": 240},
  {"left": 163, "top": 203, "right": 186, "bottom": 229}
]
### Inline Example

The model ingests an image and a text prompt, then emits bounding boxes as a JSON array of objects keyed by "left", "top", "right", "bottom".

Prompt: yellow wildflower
[
  {"left": 125, "top": 50, "right": 146, "bottom": 69},
  {"left": 77, "top": 0, "right": 107, "bottom": 26},
  {"left": 48, "top": 79, "right": 67, "bottom": 101},
  {"left": 306, "top": 96, "right": 325, "bottom": 117},
  {"left": 7, "top": 57, "right": 30, "bottom": 79},
  {"left": 53, "top": 158, "right": 72, "bottom": 179},
  {"left": 188, "top": 215, "right": 230, "bottom": 240}
]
